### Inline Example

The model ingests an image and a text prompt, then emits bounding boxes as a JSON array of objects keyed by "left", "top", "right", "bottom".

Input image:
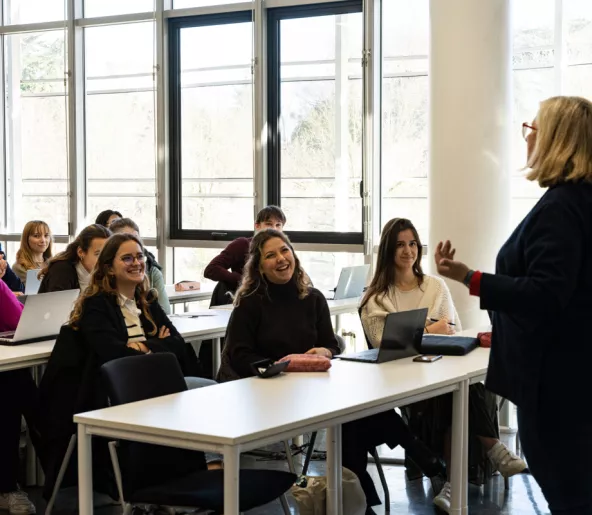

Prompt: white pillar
[{"left": 428, "top": 0, "right": 512, "bottom": 329}]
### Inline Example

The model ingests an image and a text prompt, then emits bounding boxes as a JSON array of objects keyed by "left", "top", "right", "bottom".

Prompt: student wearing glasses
[{"left": 69, "top": 233, "right": 211, "bottom": 387}]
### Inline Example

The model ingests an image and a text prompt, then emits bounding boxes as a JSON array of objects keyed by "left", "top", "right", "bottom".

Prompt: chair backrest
[
  {"left": 357, "top": 307, "right": 374, "bottom": 350},
  {"left": 100, "top": 353, "right": 206, "bottom": 496},
  {"left": 334, "top": 333, "right": 346, "bottom": 353},
  {"left": 101, "top": 353, "right": 187, "bottom": 405},
  {"left": 209, "top": 281, "right": 234, "bottom": 307}
]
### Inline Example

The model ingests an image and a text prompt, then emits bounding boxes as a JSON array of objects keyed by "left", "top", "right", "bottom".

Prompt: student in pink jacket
[{"left": 0, "top": 280, "right": 38, "bottom": 514}]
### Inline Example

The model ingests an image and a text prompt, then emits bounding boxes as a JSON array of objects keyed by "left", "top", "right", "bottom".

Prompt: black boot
[{"left": 403, "top": 436, "right": 446, "bottom": 479}]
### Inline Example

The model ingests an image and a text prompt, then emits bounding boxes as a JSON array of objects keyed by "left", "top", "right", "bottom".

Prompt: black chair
[{"left": 101, "top": 353, "right": 296, "bottom": 514}]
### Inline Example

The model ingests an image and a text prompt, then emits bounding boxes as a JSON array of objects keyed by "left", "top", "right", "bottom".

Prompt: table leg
[
  {"left": 326, "top": 424, "right": 343, "bottom": 515},
  {"left": 26, "top": 366, "right": 39, "bottom": 486},
  {"left": 78, "top": 424, "right": 94, "bottom": 515},
  {"left": 335, "top": 314, "right": 342, "bottom": 333},
  {"left": 212, "top": 337, "right": 221, "bottom": 375},
  {"left": 461, "top": 380, "right": 469, "bottom": 515},
  {"left": 223, "top": 445, "right": 240, "bottom": 514},
  {"left": 450, "top": 380, "right": 469, "bottom": 515},
  {"left": 184, "top": 302, "right": 189, "bottom": 313}
]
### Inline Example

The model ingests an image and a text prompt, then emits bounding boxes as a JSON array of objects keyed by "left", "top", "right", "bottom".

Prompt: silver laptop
[
  {"left": 0, "top": 289, "right": 79, "bottom": 345},
  {"left": 339, "top": 308, "right": 428, "bottom": 364},
  {"left": 326, "top": 265, "right": 370, "bottom": 301},
  {"left": 25, "top": 269, "right": 42, "bottom": 295}
]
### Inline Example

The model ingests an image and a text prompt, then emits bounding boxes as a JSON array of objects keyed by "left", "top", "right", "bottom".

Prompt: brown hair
[
  {"left": 255, "top": 205, "right": 286, "bottom": 225},
  {"left": 41, "top": 224, "right": 111, "bottom": 278},
  {"left": 109, "top": 217, "right": 140, "bottom": 234},
  {"left": 16, "top": 220, "right": 53, "bottom": 271},
  {"left": 360, "top": 218, "right": 424, "bottom": 309},
  {"left": 527, "top": 96, "right": 592, "bottom": 187},
  {"left": 69, "top": 233, "right": 158, "bottom": 334},
  {"left": 234, "top": 229, "right": 311, "bottom": 306}
]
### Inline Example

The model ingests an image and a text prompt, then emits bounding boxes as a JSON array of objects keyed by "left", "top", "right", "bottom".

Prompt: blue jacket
[{"left": 2, "top": 261, "right": 25, "bottom": 293}]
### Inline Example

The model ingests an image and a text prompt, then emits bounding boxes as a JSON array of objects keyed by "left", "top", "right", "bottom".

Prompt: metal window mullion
[
  {"left": 362, "top": 0, "right": 381, "bottom": 270},
  {"left": 554, "top": 0, "right": 567, "bottom": 94},
  {"left": 67, "top": 0, "right": 86, "bottom": 237},
  {"left": 0, "top": 25, "right": 6, "bottom": 230},
  {"left": 156, "top": 0, "right": 173, "bottom": 282},
  {"left": 253, "top": 0, "right": 267, "bottom": 214}
]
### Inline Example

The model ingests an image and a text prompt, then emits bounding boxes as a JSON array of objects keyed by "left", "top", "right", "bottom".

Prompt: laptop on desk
[
  {"left": 339, "top": 308, "right": 428, "bottom": 364},
  {"left": 0, "top": 289, "right": 78, "bottom": 345},
  {"left": 25, "top": 269, "right": 42, "bottom": 295},
  {"left": 326, "top": 265, "right": 370, "bottom": 301}
]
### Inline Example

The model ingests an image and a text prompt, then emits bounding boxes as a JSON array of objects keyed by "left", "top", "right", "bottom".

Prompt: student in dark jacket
[
  {"left": 38, "top": 224, "right": 111, "bottom": 294},
  {"left": 218, "top": 230, "right": 445, "bottom": 512},
  {"left": 435, "top": 95, "right": 592, "bottom": 515},
  {"left": 203, "top": 205, "right": 286, "bottom": 291},
  {"left": 0, "top": 259, "right": 24, "bottom": 293}
]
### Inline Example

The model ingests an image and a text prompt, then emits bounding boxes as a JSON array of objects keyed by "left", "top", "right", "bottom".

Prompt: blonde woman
[
  {"left": 12, "top": 220, "right": 53, "bottom": 285},
  {"left": 436, "top": 96, "right": 592, "bottom": 514}
]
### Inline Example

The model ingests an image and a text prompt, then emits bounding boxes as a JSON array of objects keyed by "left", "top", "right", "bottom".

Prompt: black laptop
[{"left": 339, "top": 308, "right": 428, "bottom": 364}]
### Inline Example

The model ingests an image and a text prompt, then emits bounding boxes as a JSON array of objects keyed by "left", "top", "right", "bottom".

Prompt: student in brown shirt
[{"left": 203, "top": 205, "right": 286, "bottom": 290}]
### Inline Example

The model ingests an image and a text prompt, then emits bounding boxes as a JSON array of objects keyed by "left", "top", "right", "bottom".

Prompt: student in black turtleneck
[{"left": 218, "top": 229, "right": 445, "bottom": 514}]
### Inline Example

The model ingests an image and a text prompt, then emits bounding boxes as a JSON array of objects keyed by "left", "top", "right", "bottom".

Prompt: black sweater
[
  {"left": 38, "top": 260, "right": 79, "bottom": 294},
  {"left": 218, "top": 279, "right": 341, "bottom": 381}
]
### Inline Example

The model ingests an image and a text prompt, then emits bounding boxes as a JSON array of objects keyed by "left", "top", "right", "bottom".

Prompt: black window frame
[
  {"left": 168, "top": 11, "right": 255, "bottom": 242},
  {"left": 267, "top": 0, "right": 364, "bottom": 245}
]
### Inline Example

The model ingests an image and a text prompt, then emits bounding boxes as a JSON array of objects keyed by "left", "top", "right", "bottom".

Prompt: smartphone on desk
[{"left": 413, "top": 355, "right": 442, "bottom": 363}]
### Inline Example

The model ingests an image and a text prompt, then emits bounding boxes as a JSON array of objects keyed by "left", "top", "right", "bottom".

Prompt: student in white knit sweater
[{"left": 360, "top": 218, "right": 526, "bottom": 513}]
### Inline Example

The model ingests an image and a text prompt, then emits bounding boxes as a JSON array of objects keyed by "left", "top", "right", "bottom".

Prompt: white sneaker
[
  {"left": 0, "top": 490, "right": 36, "bottom": 514},
  {"left": 487, "top": 441, "right": 527, "bottom": 478},
  {"left": 432, "top": 481, "right": 451, "bottom": 513}
]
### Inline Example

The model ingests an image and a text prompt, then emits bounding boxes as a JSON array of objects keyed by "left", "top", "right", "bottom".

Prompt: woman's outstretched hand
[{"left": 435, "top": 241, "right": 470, "bottom": 283}]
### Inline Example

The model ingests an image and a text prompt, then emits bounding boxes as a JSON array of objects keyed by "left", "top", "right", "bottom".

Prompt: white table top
[
  {"left": 169, "top": 309, "right": 231, "bottom": 341},
  {"left": 74, "top": 350, "right": 490, "bottom": 447},
  {"left": 0, "top": 339, "right": 56, "bottom": 372},
  {"left": 166, "top": 283, "right": 216, "bottom": 304}
]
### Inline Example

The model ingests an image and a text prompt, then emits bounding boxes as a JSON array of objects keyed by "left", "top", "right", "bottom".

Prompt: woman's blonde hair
[
  {"left": 234, "top": 229, "right": 312, "bottom": 306},
  {"left": 69, "top": 233, "right": 158, "bottom": 335},
  {"left": 16, "top": 220, "right": 53, "bottom": 271},
  {"left": 527, "top": 95, "right": 592, "bottom": 187}
]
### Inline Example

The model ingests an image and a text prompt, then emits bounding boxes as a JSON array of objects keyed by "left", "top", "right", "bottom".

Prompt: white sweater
[{"left": 360, "top": 275, "right": 462, "bottom": 348}]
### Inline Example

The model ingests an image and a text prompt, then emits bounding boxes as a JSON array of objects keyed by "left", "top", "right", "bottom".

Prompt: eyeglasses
[
  {"left": 120, "top": 254, "right": 145, "bottom": 266},
  {"left": 522, "top": 122, "right": 537, "bottom": 141}
]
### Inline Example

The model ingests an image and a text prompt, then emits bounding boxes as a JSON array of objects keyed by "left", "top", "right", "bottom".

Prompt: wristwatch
[{"left": 463, "top": 270, "right": 475, "bottom": 287}]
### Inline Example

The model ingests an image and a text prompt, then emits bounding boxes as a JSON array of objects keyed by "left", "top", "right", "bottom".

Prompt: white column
[{"left": 428, "top": 0, "right": 512, "bottom": 329}]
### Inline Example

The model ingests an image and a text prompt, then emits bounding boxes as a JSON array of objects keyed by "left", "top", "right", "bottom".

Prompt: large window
[
  {"left": 3, "top": 0, "right": 65, "bottom": 25},
  {"left": 4, "top": 30, "right": 69, "bottom": 235},
  {"left": 85, "top": 22, "right": 157, "bottom": 236},
  {"left": 267, "top": 1, "right": 363, "bottom": 244},
  {"left": 169, "top": 13, "right": 254, "bottom": 241}
]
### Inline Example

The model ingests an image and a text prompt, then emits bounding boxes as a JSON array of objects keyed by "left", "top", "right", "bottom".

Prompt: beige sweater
[{"left": 360, "top": 275, "right": 462, "bottom": 348}]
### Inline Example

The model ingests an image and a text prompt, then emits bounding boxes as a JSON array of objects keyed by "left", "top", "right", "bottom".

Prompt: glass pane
[
  {"left": 4, "top": 0, "right": 65, "bottom": 24},
  {"left": 297, "top": 251, "right": 364, "bottom": 292},
  {"left": 4, "top": 31, "right": 69, "bottom": 235},
  {"left": 173, "top": 247, "right": 220, "bottom": 285},
  {"left": 279, "top": 13, "right": 363, "bottom": 233},
  {"left": 512, "top": 0, "right": 554, "bottom": 49},
  {"left": 85, "top": 23, "right": 157, "bottom": 237},
  {"left": 179, "top": 21, "right": 253, "bottom": 231},
  {"left": 84, "top": 0, "right": 154, "bottom": 17},
  {"left": 565, "top": 63, "right": 592, "bottom": 96},
  {"left": 174, "top": 0, "right": 245, "bottom": 8},
  {"left": 565, "top": 0, "right": 592, "bottom": 65}
]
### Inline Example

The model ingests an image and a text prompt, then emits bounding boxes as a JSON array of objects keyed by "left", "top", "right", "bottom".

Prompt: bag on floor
[{"left": 290, "top": 467, "right": 366, "bottom": 515}]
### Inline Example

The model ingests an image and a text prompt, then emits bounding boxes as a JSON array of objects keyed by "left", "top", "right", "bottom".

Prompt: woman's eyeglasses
[
  {"left": 120, "top": 254, "right": 145, "bottom": 266},
  {"left": 522, "top": 122, "right": 537, "bottom": 141}
]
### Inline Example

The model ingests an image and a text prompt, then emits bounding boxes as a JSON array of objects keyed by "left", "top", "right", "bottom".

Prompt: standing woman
[
  {"left": 12, "top": 220, "right": 53, "bottom": 285},
  {"left": 435, "top": 96, "right": 592, "bottom": 514}
]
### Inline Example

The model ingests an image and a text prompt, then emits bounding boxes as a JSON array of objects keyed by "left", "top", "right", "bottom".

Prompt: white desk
[
  {"left": 166, "top": 283, "right": 216, "bottom": 311},
  {"left": 75, "top": 351, "right": 491, "bottom": 515},
  {"left": 0, "top": 340, "right": 55, "bottom": 372}
]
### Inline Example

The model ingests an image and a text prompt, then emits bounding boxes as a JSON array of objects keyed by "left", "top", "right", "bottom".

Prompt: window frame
[
  {"left": 266, "top": 0, "right": 364, "bottom": 245},
  {"left": 168, "top": 10, "right": 255, "bottom": 242}
]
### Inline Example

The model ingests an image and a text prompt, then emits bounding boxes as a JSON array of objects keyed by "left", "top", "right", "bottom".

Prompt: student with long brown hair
[
  {"left": 38, "top": 224, "right": 111, "bottom": 294},
  {"left": 12, "top": 220, "right": 53, "bottom": 285}
]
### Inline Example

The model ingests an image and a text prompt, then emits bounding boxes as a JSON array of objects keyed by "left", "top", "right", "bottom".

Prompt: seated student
[
  {"left": 0, "top": 280, "right": 39, "bottom": 514},
  {"left": 69, "top": 233, "right": 211, "bottom": 386},
  {"left": 0, "top": 258, "right": 24, "bottom": 293},
  {"left": 360, "top": 218, "right": 526, "bottom": 513},
  {"left": 109, "top": 218, "right": 171, "bottom": 314},
  {"left": 95, "top": 209, "right": 122, "bottom": 228},
  {"left": 38, "top": 224, "right": 111, "bottom": 294},
  {"left": 12, "top": 220, "right": 53, "bottom": 285},
  {"left": 218, "top": 229, "right": 444, "bottom": 513},
  {"left": 204, "top": 205, "right": 286, "bottom": 292}
]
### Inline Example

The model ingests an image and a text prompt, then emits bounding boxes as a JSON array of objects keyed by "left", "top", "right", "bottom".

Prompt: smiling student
[{"left": 12, "top": 220, "right": 53, "bottom": 285}]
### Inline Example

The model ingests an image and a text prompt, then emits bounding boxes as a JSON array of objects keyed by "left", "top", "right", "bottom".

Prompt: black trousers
[
  {"left": 0, "top": 369, "right": 39, "bottom": 493},
  {"left": 518, "top": 407, "right": 592, "bottom": 515}
]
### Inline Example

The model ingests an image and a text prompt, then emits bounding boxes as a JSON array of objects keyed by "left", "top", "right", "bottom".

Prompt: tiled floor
[{"left": 16, "top": 433, "right": 548, "bottom": 514}]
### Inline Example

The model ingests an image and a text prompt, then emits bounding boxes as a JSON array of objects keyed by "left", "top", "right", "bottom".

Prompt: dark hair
[
  {"left": 234, "top": 229, "right": 310, "bottom": 306},
  {"left": 109, "top": 217, "right": 140, "bottom": 234},
  {"left": 69, "top": 233, "right": 157, "bottom": 334},
  {"left": 360, "top": 218, "right": 424, "bottom": 309},
  {"left": 255, "top": 205, "right": 286, "bottom": 225},
  {"left": 41, "top": 224, "right": 112, "bottom": 277},
  {"left": 95, "top": 210, "right": 123, "bottom": 227}
]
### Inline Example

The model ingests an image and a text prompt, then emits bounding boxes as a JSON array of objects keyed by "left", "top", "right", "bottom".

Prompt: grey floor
[{"left": 14, "top": 432, "right": 548, "bottom": 515}]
